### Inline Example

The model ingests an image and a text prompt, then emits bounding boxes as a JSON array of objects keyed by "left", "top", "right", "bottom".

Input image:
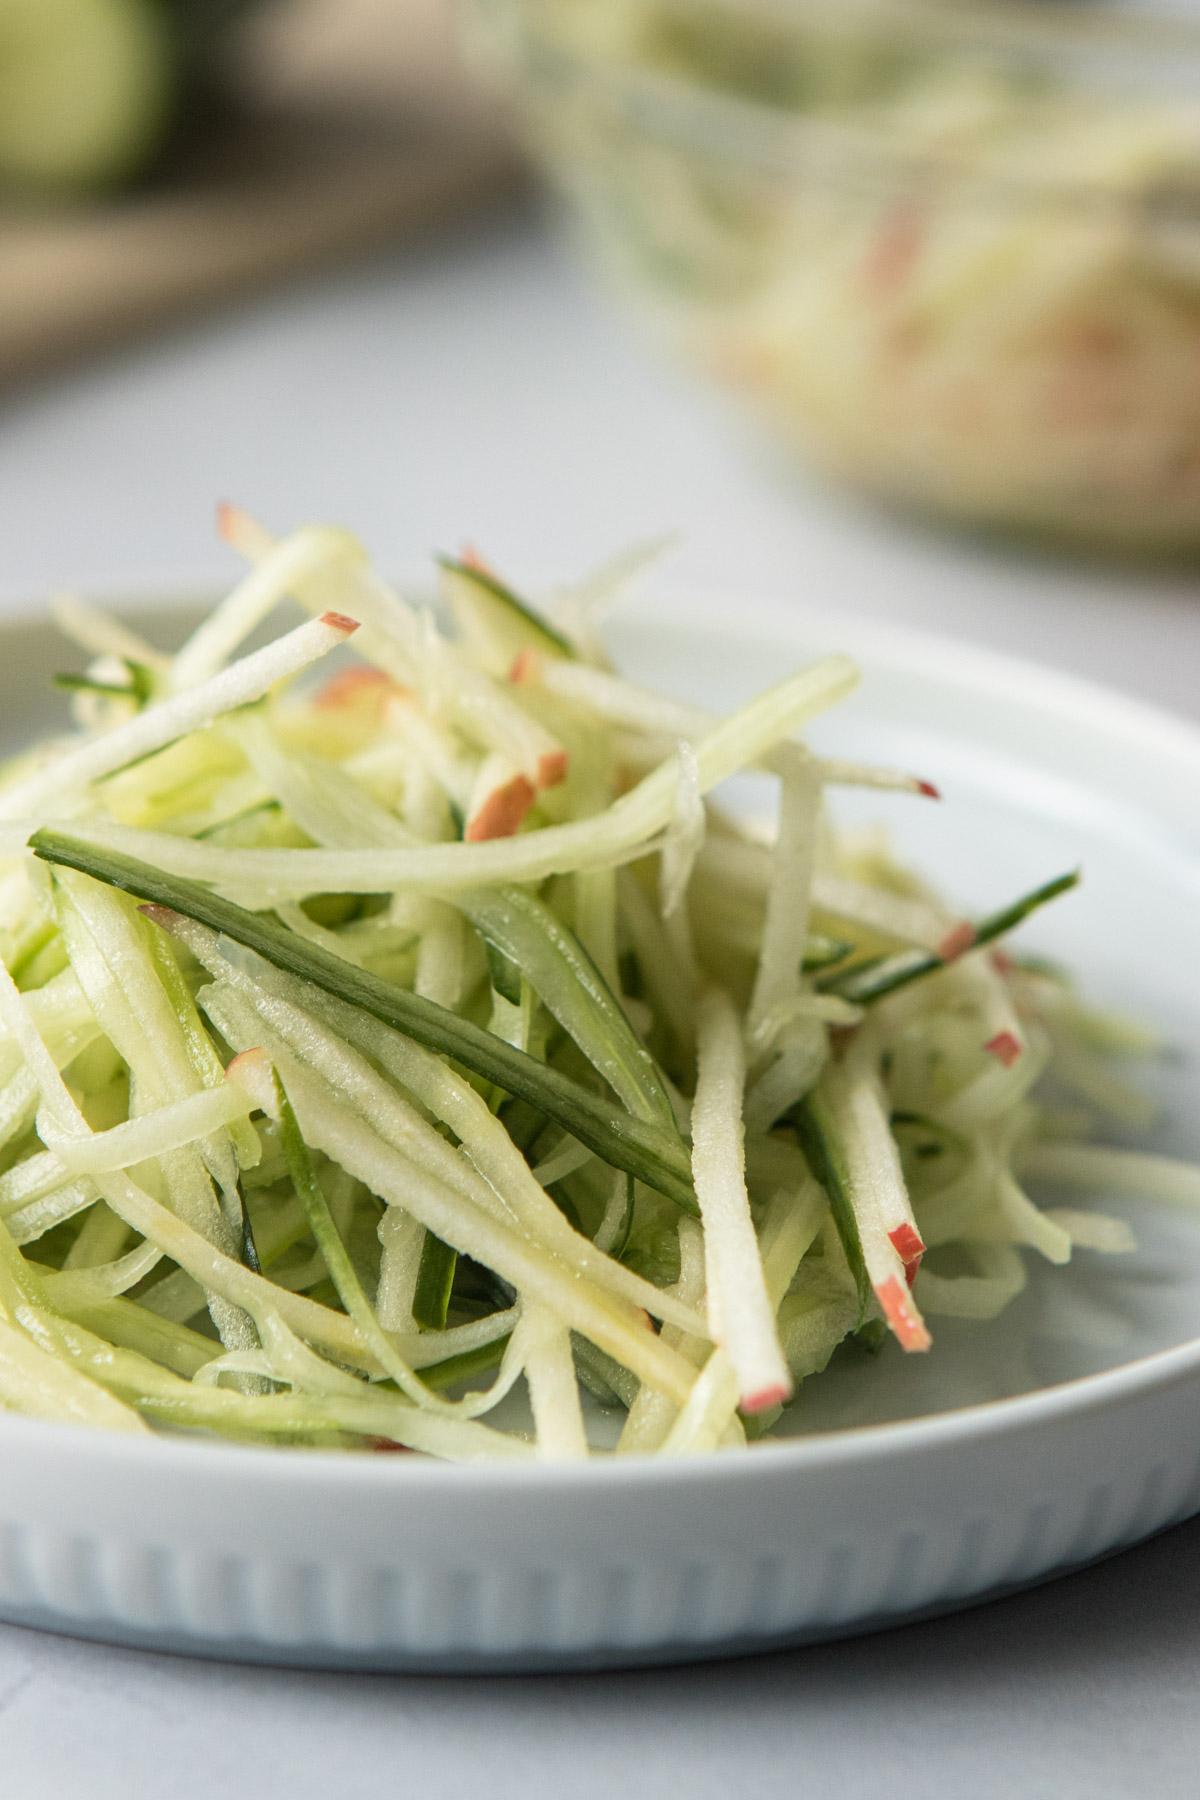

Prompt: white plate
[{"left": 3, "top": 590, "right": 1200, "bottom": 1672}]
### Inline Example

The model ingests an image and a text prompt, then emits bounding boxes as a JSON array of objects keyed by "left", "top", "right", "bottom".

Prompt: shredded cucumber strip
[
  {"left": 230, "top": 709, "right": 672, "bottom": 1130},
  {"left": 747, "top": 758, "right": 821, "bottom": 1040},
  {"left": 33, "top": 831, "right": 698, "bottom": 1209},
  {"left": 463, "top": 884, "right": 677, "bottom": 1130},
  {"left": 821, "top": 872, "right": 1081, "bottom": 1005},
  {"left": 0, "top": 966, "right": 384, "bottom": 1370},
  {"left": 50, "top": 592, "right": 170, "bottom": 672},
  {"left": 439, "top": 555, "right": 575, "bottom": 671},
  {"left": 658, "top": 1190, "right": 819, "bottom": 1453},
  {"left": 52, "top": 872, "right": 256, "bottom": 1352},
  {"left": 690, "top": 985, "right": 791, "bottom": 1413},
  {"left": 35, "top": 655, "right": 858, "bottom": 897},
  {"left": 204, "top": 966, "right": 705, "bottom": 1335},
  {"left": 267, "top": 1070, "right": 532, "bottom": 1421},
  {"left": 4, "top": 1179, "right": 99, "bottom": 1247},
  {"left": 616, "top": 1216, "right": 710, "bottom": 1455},
  {"left": 55, "top": 873, "right": 246, "bottom": 1201},
  {"left": 38, "top": 1303, "right": 529, "bottom": 1459},
  {"left": 0, "top": 1303, "right": 149, "bottom": 1434},
  {"left": 43, "top": 1240, "right": 163, "bottom": 1308},
  {"left": 171, "top": 526, "right": 363, "bottom": 689},
  {"left": 1042, "top": 1208, "right": 1135, "bottom": 1255},
  {"left": 56, "top": 1291, "right": 220, "bottom": 1379},
  {"left": 376, "top": 1205, "right": 426, "bottom": 1334},
  {"left": 523, "top": 658, "right": 934, "bottom": 799},
  {"left": 794, "top": 1053, "right": 931, "bottom": 1352},
  {"left": 915, "top": 1245, "right": 1028, "bottom": 1321},
  {"left": 266, "top": 1063, "right": 699, "bottom": 1405},
  {"left": 36, "top": 1083, "right": 249, "bottom": 1182},
  {"left": 523, "top": 1302, "right": 589, "bottom": 1461},
  {"left": 0, "top": 611, "right": 357, "bottom": 825},
  {"left": 221, "top": 508, "right": 567, "bottom": 787},
  {"left": 1017, "top": 1142, "right": 1200, "bottom": 1209}
]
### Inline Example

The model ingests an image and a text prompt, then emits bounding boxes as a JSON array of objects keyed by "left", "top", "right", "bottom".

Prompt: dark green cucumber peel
[
  {"left": 276, "top": 1075, "right": 509, "bottom": 1396},
  {"left": 238, "top": 1183, "right": 263, "bottom": 1275},
  {"left": 801, "top": 934, "right": 854, "bottom": 974},
  {"left": 54, "top": 664, "right": 152, "bottom": 706},
  {"left": 572, "top": 1334, "right": 635, "bottom": 1411},
  {"left": 609, "top": 1174, "right": 636, "bottom": 1262},
  {"left": 195, "top": 799, "right": 282, "bottom": 842},
  {"left": 411, "top": 1232, "right": 458, "bottom": 1333},
  {"left": 464, "top": 884, "right": 678, "bottom": 1130},
  {"left": 788, "top": 1088, "right": 869, "bottom": 1319},
  {"left": 792, "top": 875, "right": 1078, "bottom": 1318},
  {"left": 483, "top": 936, "right": 523, "bottom": 1007},
  {"left": 852, "top": 1319, "right": 888, "bottom": 1354},
  {"left": 417, "top": 1334, "right": 510, "bottom": 1394},
  {"left": 32, "top": 830, "right": 698, "bottom": 1214},
  {"left": 437, "top": 555, "right": 575, "bottom": 660},
  {"left": 275, "top": 1072, "right": 375, "bottom": 1325},
  {"left": 819, "top": 871, "right": 1079, "bottom": 1006},
  {"left": 891, "top": 1110, "right": 968, "bottom": 1162}
]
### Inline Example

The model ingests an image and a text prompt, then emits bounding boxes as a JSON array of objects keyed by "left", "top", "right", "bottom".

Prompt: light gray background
[{"left": 2, "top": 202, "right": 1198, "bottom": 1796}]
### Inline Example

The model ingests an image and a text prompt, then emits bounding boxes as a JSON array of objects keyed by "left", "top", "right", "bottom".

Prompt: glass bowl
[{"left": 466, "top": 0, "right": 1200, "bottom": 555}]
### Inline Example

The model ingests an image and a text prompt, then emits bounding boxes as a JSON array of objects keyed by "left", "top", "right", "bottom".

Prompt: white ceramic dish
[{"left": 2, "top": 589, "right": 1200, "bottom": 1672}]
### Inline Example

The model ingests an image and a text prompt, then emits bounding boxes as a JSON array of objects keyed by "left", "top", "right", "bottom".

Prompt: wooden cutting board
[{"left": 0, "top": 0, "right": 524, "bottom": 391}]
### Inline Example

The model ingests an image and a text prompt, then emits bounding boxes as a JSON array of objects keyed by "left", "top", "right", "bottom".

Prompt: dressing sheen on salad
[{"left": 0, "top": 510, "right": 1185, "bottom": 1461}]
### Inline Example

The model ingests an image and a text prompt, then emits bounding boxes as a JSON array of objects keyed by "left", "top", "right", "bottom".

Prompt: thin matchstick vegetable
[
  {"left": 0, "top": 611, "right": 358, "bottom": 823},
  {"left": 514, "top": 655, "right": 938, "bottom": 796},
  {"left": 0, "top": 513, "right": 1165, "bottom": 1460},
  {"left": 26, "top": 654, "right": 858, "bottom": 896},
  {"left": 39, "top": 1083, "right": 251, "bottom": 1179},
  {"left": 220, "top": 507, "right": 569, "bottom": 790},
  {"left": 793, "top": 1057, "right": 931, "bottom": 1352},
  {"left": 258, "top": 1067, "right": 533, "bottom": 1421},
  {"left": 31, "top": 831, "right": 698, "bottom": 1210},
  {"left": 690, "top": 986, "right": 793, "bottom": 1412},
  {"left": 171, "top": 914, "right": 706, "bottom": 1335},
  {"left": 820, "top": 871, "right": 1081, "bottom": 1005}
]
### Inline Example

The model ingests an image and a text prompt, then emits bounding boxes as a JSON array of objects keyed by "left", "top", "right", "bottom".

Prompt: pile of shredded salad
[{"left": 0, "top": 508, "right": 1185, "bottom": 1461}]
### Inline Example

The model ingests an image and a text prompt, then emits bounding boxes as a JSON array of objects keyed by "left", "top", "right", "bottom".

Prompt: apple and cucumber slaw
[{"left": 0, "top": 509, "right": 1185, "bottom": 1461}]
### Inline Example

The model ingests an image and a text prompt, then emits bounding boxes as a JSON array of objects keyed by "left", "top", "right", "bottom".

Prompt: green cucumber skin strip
[
  {"left": 412, "top": 1231, "right": 458, "bottom": 1332},
  {"left": 820, "top": 871, "right": 1079, "bottom": 1005},
  {"left": 32, "top": 830, "right": 698, "bottom": 1213},
  {"left": 276, "top": 1072, "right": 455, "bottom": 1384},
  {"left": 891, "top": 1110, "right": 968, "bottom": 1156},
  {"left": 240, "top": 1203, "right": 263, "bottom": 1274},
  {"left": 55, "top": 661, "right": 154, "bottom": 707},
  {"left": 462, "top": 884, "right": 677, "bottom": 1131},
  {"left": 437, "top": 556, "right": 574, "bottom": 659},
  {"left": 801, "top": 935, "right": 854, "bottom": 974},
  {"left": 274, "top": 1072, "right": 367, "bottom": 1324},
  {"left": 610, "top": 1174, "right": 635, "bottom": 1262},
  {"left": 54, "top": 675, "right": 139, "bottom": 701},
  {"left": 794, "top": 873, "right": 1077, "bottom": 1304},
  {"left": 789, "top": 1091, "right": 869, "bottom": 1317},
  {"left": 484, "top": 937, "right": 522, "bottom": 1006},
  {"left": 417, "top": 1333, "right": 509, "bottom": 1393}
]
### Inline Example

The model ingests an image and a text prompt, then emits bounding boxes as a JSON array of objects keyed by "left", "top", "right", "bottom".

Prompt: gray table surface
[{"left": 1, "top": 201, "right": 1199, "bottom": 1797}]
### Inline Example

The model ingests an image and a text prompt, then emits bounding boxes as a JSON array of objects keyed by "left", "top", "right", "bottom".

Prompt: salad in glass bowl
[{"left": 468, "top": 0, "right": 1200, "bottom": 555}]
